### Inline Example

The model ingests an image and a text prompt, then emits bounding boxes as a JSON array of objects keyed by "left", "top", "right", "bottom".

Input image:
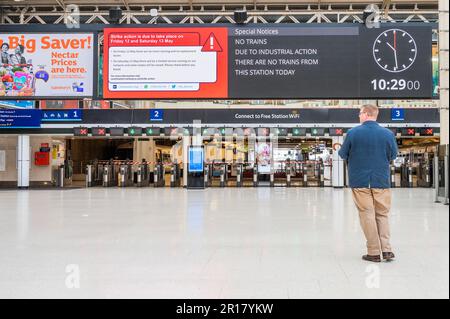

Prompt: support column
[
  {"left": 332, "top": 136, "right": 345, "bottom": 188},
  {"left": 17, "top": 135, "right": 30, "bottom": 188},
  {"left": 440, "top": 0, "right": 449, "bottom": 145},
  {"left": 133, "top": 138, "right": 156, "bottom": 169},
  {"left": 182, "top": 135, "right": 191, "bottom": 187}
]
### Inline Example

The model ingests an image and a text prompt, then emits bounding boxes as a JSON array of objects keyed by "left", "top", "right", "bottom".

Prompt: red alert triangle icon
[{"left": 202, "top": 33, "right": 223, "bottom": 52}]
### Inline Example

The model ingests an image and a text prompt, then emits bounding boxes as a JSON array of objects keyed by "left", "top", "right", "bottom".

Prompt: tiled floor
[{"left": 0, "top": 187, "right": 448, "bottom": 299}]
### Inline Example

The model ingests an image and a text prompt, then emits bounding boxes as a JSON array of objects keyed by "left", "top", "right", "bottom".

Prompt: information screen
[
  {"left": 0, "top": 109, "right": 41, "bottom": 128},
  {"left": 188, "top": 146, "right": 204, "bottom": 173},
  {"left": 102, "top": 24, "right": 433, "bottom": 99}
]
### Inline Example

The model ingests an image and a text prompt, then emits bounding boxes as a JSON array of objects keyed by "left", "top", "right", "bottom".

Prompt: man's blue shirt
[{"left": 338, "top": 121, "right": 398, "bottom": 189}]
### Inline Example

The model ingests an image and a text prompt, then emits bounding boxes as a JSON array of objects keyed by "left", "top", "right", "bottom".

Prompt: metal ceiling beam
[
  {"left": 0, "top": 3, "right": 438, "bottom": 25},
  {"left": 55, "top": 0, "right": 65, "bottom": 9}
]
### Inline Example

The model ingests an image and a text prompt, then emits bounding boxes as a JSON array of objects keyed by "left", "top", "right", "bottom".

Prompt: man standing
[{"left": 338, "top": 104, "right": 398, "bottom": 262}]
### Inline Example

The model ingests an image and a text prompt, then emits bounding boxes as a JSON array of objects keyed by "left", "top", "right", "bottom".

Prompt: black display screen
[
  {"left": 228, "top": 25, "right": 432, "bottom": 99},
  {"left": 109, "top": 127, "right": 125, "bottom": 136}
]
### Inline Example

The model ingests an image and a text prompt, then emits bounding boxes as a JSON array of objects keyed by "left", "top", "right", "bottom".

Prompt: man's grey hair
[{"left": 360, "top": 104, "right": 379, "bottom": 118}]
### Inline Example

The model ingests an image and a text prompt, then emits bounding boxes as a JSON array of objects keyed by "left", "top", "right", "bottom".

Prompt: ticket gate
[
  {"left": 390, "top": 165, "right": 397, "bottom": 188},
  {"left": 54, "top": 164, "right": 65, "bottom": 188},
  {"left": 400, "top": 164, "right": 414, "bottom": 188},
  {"left": 170, "top": 163, "right": 181, "bottom": 187},
  {"left": 209, "top": 162, "right": 228, "bottom": 187},
  {"left": 153, "top": 162, "right": 165, "bottom": 187},
  {"left": 102, "top": 164, "right": 116, "bottom": 187},
  {"left": 204, "top": 163, "right": 212, "bottom": 188},
  {"left": 235, "top": 163, "right": 244, "bottom": 188},
  {"left": 417, "top": 157, "right": 433, "bottom": 188},
  {"left": 285, "top": 161, "right": 293, "bottom": 187},
  {"left": 118, "top": 164, "right": 133, "bottom": 187},
  {"left": 54, "top": 161, "right": 73, "bottom": 188},
  {"left": 136, "top": 163, "right": 150, "bottom": 187},
  {"left": 86, "top": 164, "right": 94, "bottom": 187}
]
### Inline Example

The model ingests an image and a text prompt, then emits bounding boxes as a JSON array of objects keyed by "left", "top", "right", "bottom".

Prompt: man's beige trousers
[{"left": 351, "top": 188, "right": 392, "bottom": 256}]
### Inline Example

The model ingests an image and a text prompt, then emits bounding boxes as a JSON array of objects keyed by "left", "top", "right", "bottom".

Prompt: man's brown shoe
[
  {"left": 383, "top": 252, "right": 395, "bottom": 261},
  {"left": 362, "top": 255, "right": 381, "bottom": 262}
]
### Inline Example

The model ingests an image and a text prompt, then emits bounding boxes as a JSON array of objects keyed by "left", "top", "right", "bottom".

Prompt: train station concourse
[{"left": 0, "top": 0, "right": 448, "bottom": 302}]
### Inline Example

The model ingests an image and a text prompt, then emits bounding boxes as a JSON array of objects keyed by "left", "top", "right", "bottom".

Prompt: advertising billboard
[
  {"left": 103, "top": 24, "right": 433, "bottom": 100},
  {"left": 256, "top": 142, "right": 272, "bottom": 174},
  {"left": 0, "top": 33, "right": 94, "bottom": 98}
]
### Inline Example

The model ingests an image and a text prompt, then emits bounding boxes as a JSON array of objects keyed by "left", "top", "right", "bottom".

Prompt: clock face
[{"left": 373, "top": 29, "right": 417, "bottom": 73}]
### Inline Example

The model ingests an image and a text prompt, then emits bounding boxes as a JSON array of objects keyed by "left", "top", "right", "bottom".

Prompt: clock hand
[
  {"left": 386, "top": 42, "right": 396, "bottom": 51},
  {"left": 386, "top": 42, "right": 398, "bottom": 69},
  {"left": 394, "top": 49, "right": 398, "bottom": 69}
]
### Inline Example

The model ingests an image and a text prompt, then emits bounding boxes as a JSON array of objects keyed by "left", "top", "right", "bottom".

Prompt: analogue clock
[{"left": 373, "top": 29, "right": 417, "bottom": 73}]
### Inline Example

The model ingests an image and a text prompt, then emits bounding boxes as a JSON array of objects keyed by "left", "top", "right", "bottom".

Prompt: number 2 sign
[{"left": 150, "top": 109, "right": 164, "bottom": 122}]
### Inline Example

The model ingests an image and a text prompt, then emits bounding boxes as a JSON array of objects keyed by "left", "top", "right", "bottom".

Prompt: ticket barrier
[
  {"left": 170, "top": 163, "right": 181, "bottom": 188},
  {"left": 285, "top": 161, "right": 293, "bottom": 187},
  {"left": 118, "top": 164, "right": 133, "bottom": 187},
  {"left": 390, "top": 165, "right": 397, "bottom": 188},
  {"left": 153, "top": 162, "right": 165, "bottom": 187},
  {"left": 234, "top": 163, "right": 244, "bottom": 188},
  {"left": 220, "top": 163, "right": 228, "bottom": 188},
  {"left": 54, "top": 164, "right": 65, "bottom": 188},
  {"left": 102, "top": 164, "right": 117, "bottom": 187},
  {"left": 210, "top": 163, "right": 228, "bottom": 187},
  {"left": 302, "top": 161, "right": 325, "bottom": 187},
  {"left": 253, "top": 165, "right": 258, "bottom": 187},
  {"left": 318, "top": 163, "right": 325, "bottom": 187},
  {"left": 204, "top": 163, "right": 212, "bottom": 188},
  {"left": 417, "top": 158, "right": 433, "bottom": 188},
  {"left": 86, "top": 164, "right": 94, "bottom": 187},
  {"left": 54, "top": 161, "right": 73, "bottom": 188},
  {"left": 135, "top": 163, "right": 149, "bottom": 187},
  {"left": 400, "top": 164, "right": 414, "bottom": 188}
]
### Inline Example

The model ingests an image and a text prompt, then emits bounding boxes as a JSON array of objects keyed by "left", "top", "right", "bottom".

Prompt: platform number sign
[
  {"left": 150, "top": 109, "right": 164, "bottom": 122},
  {"left": 391, "top": 108, "right": 405, "bottom": 121}
]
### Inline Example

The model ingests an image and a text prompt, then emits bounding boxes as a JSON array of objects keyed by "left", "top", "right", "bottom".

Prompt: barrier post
[
  {"left": 408, "top": 165, "right": 413, "bottom": 188},
  {"left": 434, "top": 156, "right": 440, "bottom": 203},
  {"left": 319, "top": 163, "right": 325, "bottom": 187},
  {"left": 220, "top": 164, "right": 225, "bottom": 188},
  {"left": 303, "top": 163, "right": 308, "bottom": 187},
  {"left": 236, "top": 164, "right": 242, "bottom": 188},
  {"left": 86, "top": 164, "right": 92, "bottom": 187},
  {"left": 390, "top": 165, "right": 396, "bottom": 188},
  {"left": 286, "top": 162, "right": 291, "bottom": 187},
  {"left": 270, "top": 169, "right": 274, "bottom": 187}
]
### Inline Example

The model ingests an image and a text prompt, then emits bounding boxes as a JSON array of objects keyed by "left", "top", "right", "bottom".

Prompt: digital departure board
[{"left": 103, "top": 24, "right": 433, "bottom": 99}]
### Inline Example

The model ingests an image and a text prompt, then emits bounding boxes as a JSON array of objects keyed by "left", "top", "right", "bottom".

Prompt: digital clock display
[{"left": 360, "top": 26, "right": 432, "bottom": 98}]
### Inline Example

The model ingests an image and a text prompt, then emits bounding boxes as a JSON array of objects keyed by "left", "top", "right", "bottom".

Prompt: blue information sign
[
  {"left": 0, "top": 100, "right": 35, "bottom": 109},
  {"left": 188, "top": 147, "right": 204, "bottom": 173},
  {"left": 150, "top": 109, "right": 164, "bottom": 121},
  {"left": 42, "top": 109, "right": 83, "bottom": 122},
  {"left": 0, "top": 109, "right": 41, "bottom": 128},
  {"left": 391, "top": 108, "right": 405, "bottom": 121}
]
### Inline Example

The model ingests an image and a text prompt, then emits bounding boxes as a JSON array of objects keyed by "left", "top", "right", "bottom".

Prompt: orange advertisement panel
[{"left": 103, "top": 27, "right": 228, "bottom": 99}]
